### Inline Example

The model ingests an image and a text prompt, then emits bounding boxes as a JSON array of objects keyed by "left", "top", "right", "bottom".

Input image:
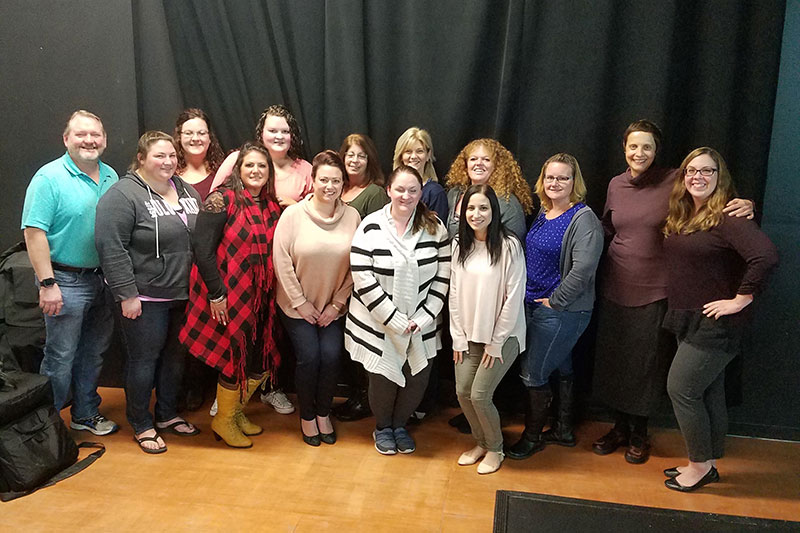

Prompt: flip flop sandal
[
  {"left": 134, "top": 434, "right": 167, "bottom": 454},
  {"left": 156, "top": 419, "right": 201, "bottom": 436}
]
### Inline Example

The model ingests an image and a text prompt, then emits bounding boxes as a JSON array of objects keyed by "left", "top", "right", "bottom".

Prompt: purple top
[
  {"left": 601, "top": 167, "right": 676, "bottom": 307},
  {"left": 525, "top": 203, "right": 583, "bottom": 304},
  {"left": 663, "top": 215, "right": 777, "bottom": 310}
]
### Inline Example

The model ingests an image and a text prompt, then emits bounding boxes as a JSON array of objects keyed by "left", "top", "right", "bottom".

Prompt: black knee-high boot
[
  {"left": 543, "top": 375, "right": 576, "bottom": 447},
  {"left": 507, "top": 386, "right": 552, "bottom": 460}
]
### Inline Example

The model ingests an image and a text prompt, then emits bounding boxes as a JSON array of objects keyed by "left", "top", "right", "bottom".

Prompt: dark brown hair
[
  {"left": 174, "top": 108, "right": 225, "bottom": 174},
  {"left": 312, "top": 150, "right": 347, "bottom": 187},
  {"left": 222, "top": 143, "right": 276, "bottom": 209},
  {"left": 255, "top": 104, "right": 305, "bottom": 161},
  {"left": 387, "top": 165, "right": 440, "bottom": 235},
  {"left": 622, "top": 119, "right": 663, "bottom": 154}
]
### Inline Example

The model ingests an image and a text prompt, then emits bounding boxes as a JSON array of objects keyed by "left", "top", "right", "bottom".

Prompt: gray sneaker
[
  {"left": 394, "top": 427, "right": 415, "bottom": 454},
  {"left": 373, "top": 428, "right": 397, "bottom": 455},
  {"left": 70, "top": 414, "right": 119, "bottom": 436}
]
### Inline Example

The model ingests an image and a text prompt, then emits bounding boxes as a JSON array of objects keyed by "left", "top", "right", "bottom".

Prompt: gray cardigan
[{"left": 546, "top": 205, "right": 603, "bottom": 312}]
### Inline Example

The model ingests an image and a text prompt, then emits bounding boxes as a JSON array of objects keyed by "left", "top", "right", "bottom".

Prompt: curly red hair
[{"left": 445, "top": 139, "right": 533, "bottom": 213}]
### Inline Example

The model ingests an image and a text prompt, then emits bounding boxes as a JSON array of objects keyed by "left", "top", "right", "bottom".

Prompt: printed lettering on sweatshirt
[{"left": 144, "top": 197, "right": 200, "bottom": 219}]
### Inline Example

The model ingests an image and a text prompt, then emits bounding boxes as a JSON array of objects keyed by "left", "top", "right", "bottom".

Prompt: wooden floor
[{"left": 4, "top": 387, "right": 799, "bottom": 532}]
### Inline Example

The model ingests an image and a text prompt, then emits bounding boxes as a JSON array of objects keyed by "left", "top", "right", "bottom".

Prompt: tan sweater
[
  {"left": 273, "top": 196, "right": 361, "bottom": 319},
  {"left": 449, "top": 238, "right": 527, "bottom": 357}
]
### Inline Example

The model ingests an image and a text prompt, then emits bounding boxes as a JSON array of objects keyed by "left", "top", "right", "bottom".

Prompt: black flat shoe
[
  {"left": 664, "top": 467, "right": 719, "bottom": 492},
  {"left": 320, "top": 430, "right": 337, "bottom": 445},
  {"left": 302, "top": 432, "right": 321, "bottom": 447},
  {"left": 592, "top": 428, "right": 629, "bottom": 456},
  {"left": 663, "top": 466, "right": 681, "bottom": 478}
]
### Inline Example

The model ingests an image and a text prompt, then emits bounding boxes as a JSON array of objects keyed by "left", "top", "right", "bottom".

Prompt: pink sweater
[
  {"left": 273, "top": 196, "right": 361, "bottom": 319},
  {"left": 449, "top": 238, "right": 527, "bottom": 357}
]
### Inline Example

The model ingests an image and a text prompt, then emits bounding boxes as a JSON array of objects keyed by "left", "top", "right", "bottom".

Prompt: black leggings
[
  {"left": 368, "top": 362, "right": 432, "bottom": 430},
  {"left": 218, "top": 339, "right": 265, "bottom": 387}
]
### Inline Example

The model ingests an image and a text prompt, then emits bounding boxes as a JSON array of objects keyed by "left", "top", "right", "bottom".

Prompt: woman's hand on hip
[
  {"left": 210, "top": 297, "right": 228, "bottom": 325},
  {"left": 702, "top": 294, "right": 753, "bottom": 319},
  {"left": 121, "top": 296, "right": 142, "bottom": 320},
  {"left": 482, "top": 352, "right": 502, "bottom": 369},
  {"left": 297, "top": 301, "right": 321, "bottom": 324},
  {"left": 535, "top": 298, "right": 551, "bottom": 308},
  {"left": 317, "top": 304, "right": 339, "bottom": 327}
]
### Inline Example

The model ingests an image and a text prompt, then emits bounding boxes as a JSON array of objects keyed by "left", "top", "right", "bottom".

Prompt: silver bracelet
[{"left": 209, "top": 294, "right": 226, "bottom": 304}]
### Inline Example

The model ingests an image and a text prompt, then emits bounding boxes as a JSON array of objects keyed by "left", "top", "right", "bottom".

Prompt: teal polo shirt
[{"left": 21, "top": 152, "right": 118, "bottom": 268}]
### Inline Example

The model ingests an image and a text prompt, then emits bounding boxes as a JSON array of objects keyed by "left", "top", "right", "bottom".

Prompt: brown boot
[
  {"left": 211, "top": 383, "right": 253, "bottom": 448},
  {"left": 234, "top": 375, "right": 267, "bottom": 436}
]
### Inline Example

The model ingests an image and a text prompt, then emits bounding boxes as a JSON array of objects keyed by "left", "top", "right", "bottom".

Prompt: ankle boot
[
  {"left": 507, "top": 387, "right": 552, "bottom": 460},
  {"left": 334, "top": 387, "right": 371, "bottom": 421},
  {"left": 543, "top": 376, "right": 576, "bottom": 447},
  {"left": 211, "top": 383, "right": 253, "bottom": 448},
  {"left": 235, "top": 375, "right": 267, "bottom": 436}
]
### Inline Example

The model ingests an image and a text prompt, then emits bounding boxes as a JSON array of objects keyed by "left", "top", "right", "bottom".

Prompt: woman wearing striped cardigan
[{"left": 345, "top": 165, "right": 450, "bottom": 455}]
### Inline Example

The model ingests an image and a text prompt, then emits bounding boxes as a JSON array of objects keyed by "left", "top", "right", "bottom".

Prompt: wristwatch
[{"left": 40, "top": 277, "right": 56, "bottom": 288}]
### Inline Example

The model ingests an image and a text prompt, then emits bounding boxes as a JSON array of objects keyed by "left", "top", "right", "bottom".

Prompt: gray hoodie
[{"left": 95, "top": 171, "right": 201, "bottom": 301}]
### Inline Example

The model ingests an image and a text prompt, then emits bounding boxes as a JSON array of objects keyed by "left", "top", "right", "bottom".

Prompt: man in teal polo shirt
[{"left": 21, "top": 110, "right": 119, "bottom": 435}]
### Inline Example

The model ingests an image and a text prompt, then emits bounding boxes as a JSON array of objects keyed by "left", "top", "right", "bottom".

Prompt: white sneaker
[
  {"left": 260, "top": 390, "right": 295, "bottom": 414},
  {"left": 70, "top": 414, "right": 119, "bottom": 436},
  {"left": 209, "top": 398, "right": 218, "bottom": 417}
]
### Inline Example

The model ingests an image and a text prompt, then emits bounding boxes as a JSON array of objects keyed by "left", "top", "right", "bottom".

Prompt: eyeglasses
[
  {"left": 684, "top": 167, "right": 718, "bottom": 177},
  {"left": 181, "top": 130, "right": 209, "bottom": 138},
  {"left": 543, "top": 175, "right": 573, "bottom": 183},
  {"left": 345, "top": 152, "right": 368, "bottom": 161}
]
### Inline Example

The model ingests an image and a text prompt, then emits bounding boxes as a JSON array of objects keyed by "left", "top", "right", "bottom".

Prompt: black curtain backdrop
[
  {"left": 160, "top": 0, "right": 791, "bottom": 438},
  {"left": 162, "top": 0, "right": 785, "bottom": 214}
]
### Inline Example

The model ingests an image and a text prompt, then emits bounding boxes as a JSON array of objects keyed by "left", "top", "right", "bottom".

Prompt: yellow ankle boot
[
  {"left": 234, "top": 376, "right": 267, "bottom": 436},
  {"left": 211, "top": 383, "right": 253, "bottom": 448}
]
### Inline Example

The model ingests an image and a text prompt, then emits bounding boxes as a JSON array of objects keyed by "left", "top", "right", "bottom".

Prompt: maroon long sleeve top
[
  {"left": 663, "top": 215, "right": 778, "bottom": 310},
  {"left": 601, "top": 167, "right": 676, "bottom": 306}
]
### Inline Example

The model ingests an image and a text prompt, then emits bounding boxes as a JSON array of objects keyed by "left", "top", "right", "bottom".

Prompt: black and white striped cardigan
[{"left": 345, "top": 204, "right": 451, "bottom": 386}]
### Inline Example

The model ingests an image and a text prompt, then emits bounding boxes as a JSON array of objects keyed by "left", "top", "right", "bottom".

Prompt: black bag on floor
[{"left": 0, "top": 370, "right": 104, "bottom": 502}]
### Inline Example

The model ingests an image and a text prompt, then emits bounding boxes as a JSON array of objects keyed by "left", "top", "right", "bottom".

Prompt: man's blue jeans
[{"left": 40, "top": 270, "right": 113, "bottom": 420}]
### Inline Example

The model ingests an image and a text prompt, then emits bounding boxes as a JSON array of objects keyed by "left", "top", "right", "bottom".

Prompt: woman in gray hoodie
[{"left": 96, "top": 131, "right": 201, "bottom": 454}]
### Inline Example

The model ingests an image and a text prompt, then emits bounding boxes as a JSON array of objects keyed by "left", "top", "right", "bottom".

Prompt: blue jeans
[
  {"left": 40, "top": 270, "right": 113, "bottom": 420},
  {"left": 279, "top": 310, "right": 344, "bottom": 421},
  {"left": 520, "top": 302, "right": 591, "bottom": 388},
  {"left": 119, "top": 300, "right": 186, "bottom": 433}
]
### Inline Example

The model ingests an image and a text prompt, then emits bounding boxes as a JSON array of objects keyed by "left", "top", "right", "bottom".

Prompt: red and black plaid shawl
[{"left": 180, "top": 188, "right": 282, "bottom": 387}]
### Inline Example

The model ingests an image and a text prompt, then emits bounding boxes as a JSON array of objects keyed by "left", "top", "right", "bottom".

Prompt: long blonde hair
[
  {"left": 663, "top": 147, "right": 737, "bottom": 236},
  {"left": 445, "top": 138, "right": 534, "bottom": 214}
]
